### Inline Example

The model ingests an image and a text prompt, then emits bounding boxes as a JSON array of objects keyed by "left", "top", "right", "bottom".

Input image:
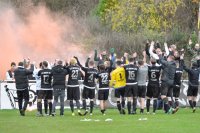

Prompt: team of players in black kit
[{"left": 12, "top": 40, "right": 200, "bottom": 116}]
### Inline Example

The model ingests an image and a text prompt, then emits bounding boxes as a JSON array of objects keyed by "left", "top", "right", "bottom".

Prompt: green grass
[{"left": 0, "top": 108, "right": 199, "bottom": 133}]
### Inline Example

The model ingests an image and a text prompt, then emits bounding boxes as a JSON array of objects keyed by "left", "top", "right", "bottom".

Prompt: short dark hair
[
  {"left": 42, "top": 61, "right": 48, "bottom": 68},
  {"left": 18, "top": 62, "right": 24, "bottom": 67},
  {"left": 99, "top": 64, "right": 105, "bottom": 71},
  {"left": 11, "top": 62, "right": 16, "bottom": 67},
  {"left": 57, "top": 60, "right": 63, "bottom": 65},
  {"left": 150, "top": 58, "right": 156, "bottom": 65},
  {"left": 138, "top": 60, "right": 144, "bottom": 66},
  {"left": 192, "top": 62, "right": 198, "bottom": 68},
  {"left": 116, "top": 60, "right": 122, "bottom": 66},
  {"left": 89, "top": 60, "right": 94, "bottom": 66},
  {"left": 128, "top": 57, "right": 134, "bottom": 62}
]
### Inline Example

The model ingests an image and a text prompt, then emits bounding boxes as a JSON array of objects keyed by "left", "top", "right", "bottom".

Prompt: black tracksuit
[{"left": 14, "top": 66, "right": 33, "bottom": 112}]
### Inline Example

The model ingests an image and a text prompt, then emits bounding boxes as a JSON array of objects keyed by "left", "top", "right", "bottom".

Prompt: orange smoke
[{"left": 0, "top": 6, "right": 87, "bottom": 79}]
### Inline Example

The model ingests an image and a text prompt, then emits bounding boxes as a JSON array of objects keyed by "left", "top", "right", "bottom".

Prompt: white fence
[{"left": 0, "top": 80, "right": 199, "bottom": 109}]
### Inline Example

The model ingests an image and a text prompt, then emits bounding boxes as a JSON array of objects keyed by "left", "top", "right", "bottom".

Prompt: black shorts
[
  {"left": 187, "top": 86, "right": 198, "bottom": 97},
  {"left": 173, "top": 85, "right": 181, "bottom": 98},
  {"left": 82, "top": 87, "right": 95, "bottom": 99},
  {"left": 115, "top": 87, "right": 125, "bottom": 98},
  {"left": 146, "top": 83, "right": 160, "bottom": 98},
  {"left": 161, "top": 82, "right": 173, "bottom": 96},
  {"left": 67, "top": 87, "right": 80, "bottom": 100},
  {"left": 17, "top": 89, "right": 29, "bottom": 102},
  {"left": 38, "top": 90, "right": 53, "bottom": 100},
  {"left": 98, "top": 89, "right": 109, "bottom": 100},
  {"left": 125, "top": 84, "right": 138, "bottom": 97},
  {"left": 138, "top": 86, "right": 146, "bottom": 98}
]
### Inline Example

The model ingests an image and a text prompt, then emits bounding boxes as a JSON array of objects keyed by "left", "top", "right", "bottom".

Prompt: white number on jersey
[
  {"left": 43, "top": 75, "right": 50, "bottom": 84},
  {"left": 72, "top": 70, "right": 79, "bottom": 78},
  {"left": 101, "top": 73, "right": 108, "bottom": 83},
  {"left": 88, "top": 74, "right": 94, "bottom": 81},
  {"left": 151, "top": 72, "right": 156, "bottom": 79},
  {"left": 128, "top": 71, "right": 135, "bottom": 80}
]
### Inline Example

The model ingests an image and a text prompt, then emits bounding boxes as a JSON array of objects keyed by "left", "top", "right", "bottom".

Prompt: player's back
[
  {"left": 83, "top": 67, "right": 98, "bottom": 87},
  {"left": 148, "top": 65, "right": 161, "bottom": 85},
  {"left": 111, "top": 67, "right": 126, "bottom": 88},
  {"left": 97, "top": 71, "right": 109, "bottom": 89},
  {"left": 38, "top": 68, "right": 53, "bottom": 89},
  {"left": 124, "top": 64, "right": 138, "bottom": 84},
  {"left": 67, "top": 65, "right": 81, "bottom": 86}
]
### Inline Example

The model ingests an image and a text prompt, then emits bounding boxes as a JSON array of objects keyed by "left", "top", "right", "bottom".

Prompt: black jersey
[
  {"left": 67, "top": 65, "right": 81, "bottom": 87},
  {"left": 97, "top": 71, "right": 109, "bottom": 89},
  {"left": 174, "top": 67, "right": 183, "bottom": 86},
  {"left": 148, "top": 65, "right": 161, "bottom": 84},
  {"left": 124, "top": 64, "right": 138, "bottom": 85},
  {"left": 81, "top": 67, "right": 98, "bottom": 88},
  {"left": 38, "top": 69, "right": 53, "bottom": 89},
  {"left": 174, "top": 60, "right": 184, "bottom": 86}
]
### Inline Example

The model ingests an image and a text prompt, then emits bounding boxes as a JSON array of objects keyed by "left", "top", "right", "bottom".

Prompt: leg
[
  {"left": 140, "top": 97, "right": 145, "bottom": 114},
  {"left": 153, "top": 98, "right": 157, "bottom": 113},
  {"left": 52, "top": 90, "right": 59, "bottom": 115},
  {"left": 60, "top": 90, "right": 65, "bottom": 115},
  {"left": 44, "top": 99, "right": 48, "bottom": 114},
  {"left": 146, "top": 98, "right": 151, "bottom": 113},
  {"left": 23, "top": 89, "right": 29, "bottom": 111},
  {"left": 127, "top": 97, "right": 132, "bottom": 114},
  {"left": 89, "top": 99, "right": 94, "bottom": 114}
]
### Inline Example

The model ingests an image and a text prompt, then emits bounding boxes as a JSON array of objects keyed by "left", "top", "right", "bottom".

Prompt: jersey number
[
  {"left": 101, "top": 74, "right": 108, "bottom": 83},
  {"left": 88, "top": 74, "right": 94, "bottom": 81},
  {"left": 128, "top": 71, "right": 135, "bottom": 80},
  {"left": 151, "top": 72, "right": 156, "bottom": 79},
  {"left": 72, "top": 70, "right": 79, "bottom": 78},
  {"left": 43, "top": 75, "right": 50, "bottom": 84}
]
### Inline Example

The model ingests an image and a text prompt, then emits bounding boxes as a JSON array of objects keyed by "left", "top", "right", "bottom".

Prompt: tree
[{"left": 96, "top": 0, "right": 183, "bottom": 33}]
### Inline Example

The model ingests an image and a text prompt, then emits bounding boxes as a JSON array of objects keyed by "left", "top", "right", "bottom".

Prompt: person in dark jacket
[
  {"left": 51, "top": 60, "right": 68, "bottom": 116},
  {"left": 14, "top": 62, "right": 33, "bottom": 116},
  {"left": 181, "top": 54, "right": 200, "bottom": 113},
  {"left": 157, "top": 47, "right": 176, "bottom": 114}
]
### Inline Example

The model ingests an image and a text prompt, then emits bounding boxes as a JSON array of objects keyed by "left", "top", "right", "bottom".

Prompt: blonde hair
[{"left": 70, "top": 58, "right": 77, "bottom": 65}]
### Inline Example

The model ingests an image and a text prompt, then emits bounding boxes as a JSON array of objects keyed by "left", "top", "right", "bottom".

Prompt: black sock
[
  {"left": 117, "top": 101, "right": 121, "bottom": 112},
  {"left": 175, "top": 99, "right": 179, "bottom": 108},
  {"left": 193, "top": 101, "right": 196, "bottom": 108},
  {"left": 90, "top": 101, "right": 94, "bottom": 113},
  {"left": 70, "top": 101, "right": 74, "bottom": 113},
  {"left": 44, "top": 100, "right": 48, "bottom": 114},
  {"left": 168, "top": 101, "right": 173, "bottom": 108},
  {"left": 189, "top": 100, "right": 194, "bottom": 108},
  {"left": 76, "top": 100, "right": 80, "bottom": 110},
  {"left": 163, "top": 98, "right": 169, "bottom": 113},
  {"left": 48, "top": 102, "right": 52, "bottom": 115},
  {"left": 132, "top": 98, "right": 137, "bottom": 113},
  {"left": 121, "top": 98, "right": 125, "bottom": 109},
  {"left": 101, "top": 109, "right": 105, "bottom": 114},
  {"left": 37, "top": 102, "right": 42, "bottom": 114},
  {"left": 82, "top": 100, "right": 86, "bottom": 110},
  {"left": 140, "top": 109, "right": 144, "bottom": 113},
  {"left": 127, "top": 101, "right": 131, "bottom": 114},
  {"left": 146, "top": 99, "right": 150, "bottom": 112},
  {"left": 153, "top": 99, "right": 157, "bottom": 113}
]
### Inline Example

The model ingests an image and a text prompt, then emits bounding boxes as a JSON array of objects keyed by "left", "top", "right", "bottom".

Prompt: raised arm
[
  {"left": 164, "top": 42, "right": 169, "bottom": 56},
  {"left": 94, "top": 50, "right": 100, "bottom": 61},
  {"left": 187, "top": 39, "right": 194, "bottom": 55},
  {"left": 149, "top": 41, "right": 159, "bottom": 60},
  {"left": 85, "top": 57, "right": 90, "bottom": 67},
  {"left": 180, "top": 54, "right": 190, "bottom": 73}
]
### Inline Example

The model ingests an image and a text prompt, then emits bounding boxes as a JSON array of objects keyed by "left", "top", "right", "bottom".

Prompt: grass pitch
[{"left": 0, "top": 108, "right": 199, "bottom": 133}]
